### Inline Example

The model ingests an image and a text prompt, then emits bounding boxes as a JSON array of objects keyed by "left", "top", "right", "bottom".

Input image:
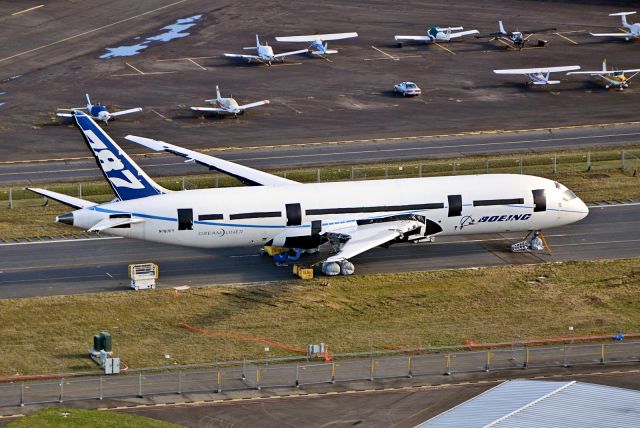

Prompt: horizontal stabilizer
[
  {"left": 190, "top": 106, "right": 227, "bottom": 112},
  {"left": 56, "top": 112, "right": 73, "bottom": 118},
  {"left": 590, "top": 32, "right": 635, "bottom": 37},
  {"left": 88, "top": 217, "right": 145, "bottom": 232},
  {"left": 110, "top": 107, "right": 143, "bottom": 117},
  {"left": 125, "top": 135, "right": 298, "bottom": 187},
  {"left": 275, "top": 32, "right": 358, "bottom": 42},
  {"left": 610, "top": 11, "right": 636, "bottom": 16},
  {"left": 27, "top": 188, "right": 97, "bottom": 209}
]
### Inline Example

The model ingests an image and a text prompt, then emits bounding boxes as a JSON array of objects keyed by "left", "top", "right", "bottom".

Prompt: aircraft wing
[
  {"left": 568, "top": 68, "right": 640, "bottom": 75},
  {"left": 449, "top": 29, "right": 480, "bottom": 39},
  {"left": 494, "top": 65, "right": 580, "bottom": 74},
  {"left": 273, "top": 48, "right": 309, "bottom": 58},
  {"left": 325, "top": 219, "right": 423, "bottom": 263},
  {"left": 224, "top": 53, "right": 260, "bottom": 59},
  {"left": 590, "top": 32, "right": 636, "bottom": 37},
  {"left": 110, "top": 107, "right": 143, "bottom": 117},
  {"left": 237, "top": 100, "right": 269, "bottom": 110},
  {"left": 124, "top": 135, "right": 298, "bottom": 186},
  {"left": 395, "top": 35, "right": 431, "bottom": 41},
  {"left": 190, "top": 106, "right": 227, "bottom": 113},
  {"left": 88, "top": 217, "right": 145, "bottom": 232},
  {"left": 56, "top": 112, "right": 73, "bottom": 118},
  {"left": 275, "top": 32, "right": 358, "bottom": 42},
  {"left": 27, "top": 188, "right": 97, "bottom": 209}
]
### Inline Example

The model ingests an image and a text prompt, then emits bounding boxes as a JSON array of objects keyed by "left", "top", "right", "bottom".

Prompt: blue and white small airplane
[
  {"left": 275, "top": 32, "right": 358, "bottom": 56},
  {"left": 224, "top": 35, "right": 308, "bottom": 65},
  {"left": 29, "top": 112, "right": 588, "bottom": 276},
  {"left": 57, "top": 94, "right": 142, "bottom": 124}
]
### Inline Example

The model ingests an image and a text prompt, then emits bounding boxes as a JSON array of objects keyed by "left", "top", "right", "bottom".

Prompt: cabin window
[
  {"left": 448, "top": 195, "right": 462, "bottom": 217},
  {"left": 286, "top": 203, "right": 302, "bottom": 226},
  {"left": 177, "top": 208, "right": 193, "bottom": 230},
  {"left": 532, "top": 189, "right": 546, "bottom": 212}
]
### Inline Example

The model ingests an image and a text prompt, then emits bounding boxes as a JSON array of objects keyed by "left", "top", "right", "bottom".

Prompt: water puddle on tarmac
[{"left": 100, "top": 14, "right": 203, "bottom": 59}]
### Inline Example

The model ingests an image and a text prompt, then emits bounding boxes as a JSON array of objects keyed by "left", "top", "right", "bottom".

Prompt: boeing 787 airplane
[{"left": 29, "top": 112, "right": 588, "bottom": 276}]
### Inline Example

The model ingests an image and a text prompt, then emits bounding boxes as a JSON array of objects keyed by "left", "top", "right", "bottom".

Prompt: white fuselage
[
  {"left": 216, "top": 97, "right": 241, "bottom": 113},
  {"left": 257, "top": 44, "right": 276, "bottom": 62},
  {"left": 67, "top": 174, "right": 588, "bottom": 250}
]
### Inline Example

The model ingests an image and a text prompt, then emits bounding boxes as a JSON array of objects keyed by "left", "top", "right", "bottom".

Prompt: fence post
[
  {"left": 331, "top": 362, "right": 336, "bottom": 384},
  {"left": 452, "top": 163, "right": 456, "bottom": 176},
  {"left": 317, "top": 168, "right": 320, "bottom": 183},
  {"left": 622, "top": 150, "right": 626, "bottom": 170},
  {"left": 418, "top": 164, "right": 423, "bottom": 177},
  {"left": 587, "top": 151, "right": 591, "bottom": 172},
  {"left": 407, "top": 356, "right": 412, "bottom": 378},
  {"left": 99, "top": 376, "right": 103, "bottom": 400},
  {"left": 177, "top": 371, "right": 182, "bottom": 395},
  {"left": 295, "top": 365, "right": 299, "bottom": 387},
  {"left": 523, "top": 347, "right": 529, "bottom": 369},
  {"left": 59, "top": 378, "right": 64, "bottom": 403},
  {"left": 563, "top": 346, "right": 568, "bottom": 368},
  {"left": 256, "top": 368, "right": 261, "bottom": 390},
  {"left": 181, "top": 177, "right": 185, "bottom": 190},
  {"left": 485, "top": 352, "right": 491, "bottom": 372},
  {"left": 8, "top": 188, "right": 12, "bottom": 209},
  {"left": 350, "top": 166, "right": 354, "bottom": 180},
  {"left": 20, "top": 383, "right": 24, "bottom": 407},
  {"left": 215, "top": 176, "right": 219, "bottom": 188},
  {"left": 138, "top": 373, "right": 143, "bottom": 398},
  {"left": 553, "top": 154, "right": 557, "bottom": 174},
  {"left": 370, "top": 358, "right": 375, "bottom": 381},
  {"left": 445, "top": 354, "right": 451, "bottom": 375},
  {"left": 520, "top": 157, "right": 523, "bottom": 174},
  {"left": 600, "top": 344, "right": 605, "bottom": 365},
  {"left": 384, "top": 167, "right": 388, "bottom": 179},
  {"left": 217, "top": 367, "right": 221, "bottom": 393},
  {"left": 486, "top": 159, "right": 489, "bottom": 174},
  {"left": 78, "top": 183, "right": 82, "bottom": 198}
]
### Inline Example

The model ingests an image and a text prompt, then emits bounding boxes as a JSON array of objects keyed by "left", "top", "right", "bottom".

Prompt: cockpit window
[
  {"left": 562, "top": 189, "right": 577, "bottom": 202},
  {"left": 554, "top": 182, "right": 561, "bottom": 190}
]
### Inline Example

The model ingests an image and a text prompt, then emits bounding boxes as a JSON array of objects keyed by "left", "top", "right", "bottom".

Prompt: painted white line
[
  {"left": 589, "top": 202, "right": 640, "bottom": 208},
  {"left": 0, "top": 236, "right": 122, "bottom": 247},
  {"left": 11, "top": 4, "right": 44, "bottom": 15},
  {"left": 229, "top": 254, "right": 260, "bottom": 258},
  {"left": 106, "top": 272, "right": 113, "bottom": 278}
]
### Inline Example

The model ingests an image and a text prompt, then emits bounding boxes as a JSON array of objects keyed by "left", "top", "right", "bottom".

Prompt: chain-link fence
[
  {"left": 2, "top": 148, "right": 639, "bottom": 209},
  {"left": 1, "top": 340, "right": 639, "bottom": 408}
]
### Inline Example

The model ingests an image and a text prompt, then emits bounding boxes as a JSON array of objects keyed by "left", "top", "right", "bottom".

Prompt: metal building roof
[{"left": 417, "top": 379, "right": 640, "bottom": 428}]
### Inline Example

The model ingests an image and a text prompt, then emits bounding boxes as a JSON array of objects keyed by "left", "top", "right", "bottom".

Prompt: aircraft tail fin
[
  {"left": 603, "top": 58, "right": 608, "bottom": 72},
  {"left": 85, "top": 93, "right": 92, "bottom": 108},
  {"left": 216, "top": 85, "right": 221, "bottom": 100},
  {"left": 498, "top": 20, "right": 506, "bottom": 34},
  {"left": 73, "top": 111, "right": 168, "bottom": 201}
]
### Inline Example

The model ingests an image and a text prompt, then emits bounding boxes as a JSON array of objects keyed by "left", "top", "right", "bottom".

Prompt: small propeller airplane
[
  {"left": 567, "top": 59, "right": 640, "bottom": 91},
  {"left": 477, "top": 21, "right": 556, "bottom": 50},
  {"left": 56, "top": 94, "right": 142, "bottom": 124},
  {"left": 190, "top": 86, "right": 269, "bottom": 117},
  {"left": 224, "top": 35, "right": 308, "bottom": 65},
  {"left": 591, "top": 12, "right": 640, "bottom": 40},
  {"left": 493, "top": 65, "right": 581, "bottom": 86},
  {"left": 395, "top": 26, "right": 479, "bottom": 44},
  {"left": 275, "top": 32, "right": 358, "bottom": 56}
]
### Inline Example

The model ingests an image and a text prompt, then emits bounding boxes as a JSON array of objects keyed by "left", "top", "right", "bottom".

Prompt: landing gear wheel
[
  {"left": 322, "top": 261, "right": 340, "bottom": 276},
  {"left": 339, "top": 260, "right": 355, "bottom": 276}
]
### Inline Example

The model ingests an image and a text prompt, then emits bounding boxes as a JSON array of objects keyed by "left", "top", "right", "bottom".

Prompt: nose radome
[{"left": 577, "top": 198, "right": 589, "bottom": 220}]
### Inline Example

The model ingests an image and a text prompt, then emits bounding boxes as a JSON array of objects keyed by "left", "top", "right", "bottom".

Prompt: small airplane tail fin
[
  {"left": 498, "top": 20, "right": 506, "bottom": 34},
  {"left": 610, "top": 11, "right": 635, "bottom": 28},
  {"left": 603, "top": 59, "right": 608, "bottom": 72},
  {"left": 216, "top": 85, "right": 222, "bottom": 100},
  {"left": 85, "top": 93, "right": 92, "bottom": 108},
  {"left": 73, "top": 112, "right": 168, "bottom": 201}
]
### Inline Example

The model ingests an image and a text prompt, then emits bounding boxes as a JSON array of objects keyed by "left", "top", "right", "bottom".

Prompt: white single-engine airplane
[
  {"left": 591, "top": 12, "right": 640, "bottom": 40},
  {"left": 567, "top": 59, "right": 640, "bottom": 91},
  {"left": 493, "top": 65, "right": 580, "bottom": 85},
  {"left": 477, "top": 21, "right": 556, "bottom": 50},
  {"left": 395, "top": 26, "right": 479, "bottom": 44},
  {"left": 57, "top": 94, "right": 142, "bottom": 124},
  {"left": 30, "top": 112, "right": 588, "bottom": 276},
  {"left": 190, "top": 86, "right": 269, "bottom": 117},
  {"left": 275, "top": 32, "right": 358, "bottom": 56},
  {"left": 224, "top": 35, "right": 308, "bottom": 65}
]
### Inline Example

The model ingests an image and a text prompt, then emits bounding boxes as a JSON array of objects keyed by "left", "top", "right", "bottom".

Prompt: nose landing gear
[{"left": 511, "top": 231, "right": 552, "bottom": 254}]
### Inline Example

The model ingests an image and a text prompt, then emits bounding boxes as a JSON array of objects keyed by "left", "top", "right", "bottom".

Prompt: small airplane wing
[
  {"left": 27, "top": 188, "right": 97, "bottom": 209},
  {"left": 325, "top": 219, "right": 423, "bottom": 263},
  {"left": 395, "top": 35, "right": 431, "bottom": 41},
  {"left": 449, "top": 29, "right": 480, "bottom": 39},
  {"left": 590, "top": 32, "right": 636, "bottom": 38},
  {"left": 275, "top": 32, "right": 358, "bottom": 42},
  {"left": 494, "top": 65, "right": 581, "bottom": 74},
  {"left": 88, "top": 217, "right": 145, "bottom": 232},
  {"left": 56, "top": 112, "right": 74, "bottom": 118},
  {"left": 110, "top": 107, "right": 143, "bottom": 117},
  {"left": 224, "top": 53, "right": 260, "bottom": 60},
  {"left": 124, "top": 135, "right": 298, "bottom": 186},
  {"left": 273, "top": 48, "right": 309, "bottom": 58},
  {"left": 237, "top": 100, "right": 269, "bottom": 110},
  {"left": 190, "top": 106, "right": 227, "bottom": 113},
  {"left": 568, "top": 68, "right": 640, "bottom": 75}
]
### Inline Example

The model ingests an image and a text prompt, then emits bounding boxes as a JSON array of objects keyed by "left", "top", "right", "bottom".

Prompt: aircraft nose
[{"left": 576, "top": 198, "right": 589, "bottom": 220}]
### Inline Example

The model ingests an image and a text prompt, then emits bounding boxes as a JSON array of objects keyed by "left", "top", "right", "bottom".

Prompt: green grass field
[
  {"left": 1, "top": 259, "right": 639, "bottom": 375},
  {"left": 6, "top": 408, "right": 179, "bottom": 427}
]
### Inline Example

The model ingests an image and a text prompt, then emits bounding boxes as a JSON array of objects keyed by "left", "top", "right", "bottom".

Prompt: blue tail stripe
[{"left": 75, "top": 112, "right": 163, "bottom": 201}]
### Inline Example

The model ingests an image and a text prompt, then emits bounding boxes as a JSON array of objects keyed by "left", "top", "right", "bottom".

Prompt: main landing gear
[
  {"left": 321, "top": 260, "right": 355, "bottom": 276},
  {"left": 511, "top": 230, "right": 551, "bottom": 253}
]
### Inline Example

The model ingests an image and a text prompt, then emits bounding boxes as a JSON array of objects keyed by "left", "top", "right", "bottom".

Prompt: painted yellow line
[
  {"left": 11, "top": 4, "right": 44, "bottom": 15},
  {"left": 156, "top": 56, "right": 218, "bottom": 62},
  {"left": 112, "top": 71, "right": 177, "bottom": 77},
  {"left": 187, "top": 58, "right": 207, "bottom": 71},
  {"left": 363, "top": 55, "right": 421, "bottom": 61},
  {"left": 0, "top": 0, "right": 189, "bottom": 63},
  {"left": 434, "top": 42, "right": 455, "bottom": 55},
  {"left": 125, "top": 62, "right": 145, "bottom": 75},
  {"left": 151, "top": 109, "right": 171, "bottom": 121},
  {"left": 370, "top": 45, "right": 398, "bottom": 60},
  {"left": 554, "top": 32, "right": 579, "bottom": 45}
]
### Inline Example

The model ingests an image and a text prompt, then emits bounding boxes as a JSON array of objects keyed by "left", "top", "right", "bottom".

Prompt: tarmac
[
  {"left": 2, "top": 0, "right": 640, "bottom": 163},
  {"left": 0, "top": 202, "right": 637, "bottom": 299}
]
